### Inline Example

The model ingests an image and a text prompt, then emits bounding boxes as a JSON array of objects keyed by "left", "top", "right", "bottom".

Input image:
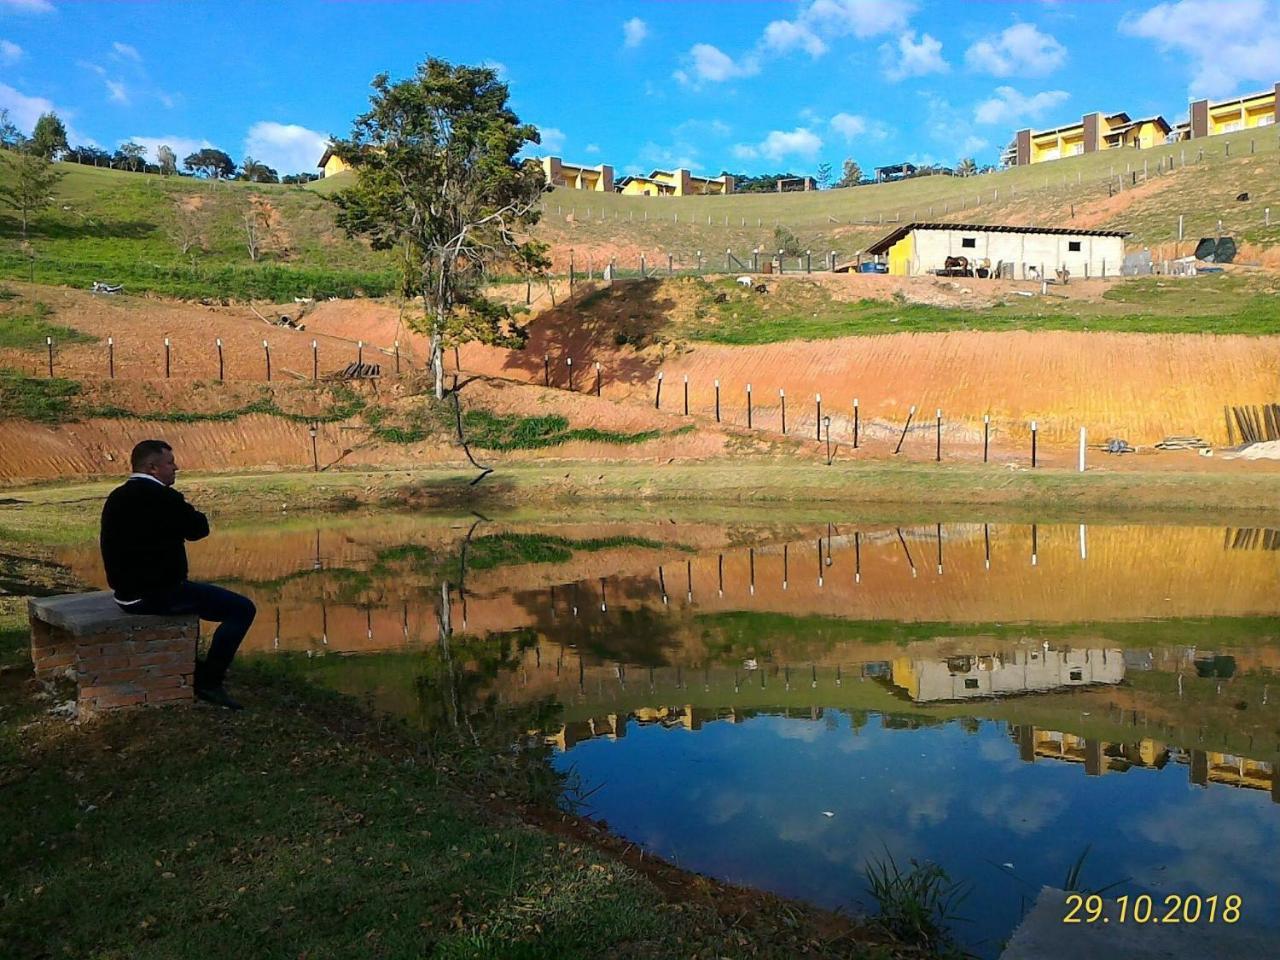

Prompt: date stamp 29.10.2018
[{"left": 1063, "top": 893, "right": 1242, "bottom": 925}]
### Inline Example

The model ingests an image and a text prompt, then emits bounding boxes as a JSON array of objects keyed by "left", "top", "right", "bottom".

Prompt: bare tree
[
  {"left": 168, "top": 200, "right": 206, "bottom": 256},
  {"left": 157, "top": 145, "right": 177, "bottom": 177},
  {"left": 242, "top": 202, "right": 265, "bottom": 262}
]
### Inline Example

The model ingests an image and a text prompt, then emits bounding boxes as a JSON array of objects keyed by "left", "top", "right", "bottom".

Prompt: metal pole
[
  {"left": 780, "top": 389, "right": 786, "bottom": 434},
  {"left": 310, "top": 424, "right": 319, "bottom": 472},
  {"left": 107, "top": 337, "right": 114, "bottom": 379},
  {"left": 263, "top": 339, "right": 271, "bottom": 382},
  {"left": 983, "top": 414, "right": 990, "bottom": 463},
  {"left": 217, "top": 338, "right": 224, "bottom": 381},
  {"left": 852, "top": 398, "right": 859, "bottom": 448},
  {"left": 46, "top": 337, "right": 53, "bottom": 377},
  {"left": 1031, "top": 420, "right": 1038, "bottom": 468},
  {"left": 893, "top": 405, "right": 916, "bottom": 455},
  {"left": 683, "top": 374, "right": 688, "bottom": 415},
  {"left": 815, "top": 394, "right": 822, "bottom": 440},
  {"left": 746, "top": 383, "right": 752, "bottom": 428},
  {"left": 595, "top": 362, "right": 601, "bottom": 397},
  {"left": 566, "top": 356, "right": 573, "bottom": 391},
  {"left": 935, "top": 408, "right": 942, "bottom": 461}
]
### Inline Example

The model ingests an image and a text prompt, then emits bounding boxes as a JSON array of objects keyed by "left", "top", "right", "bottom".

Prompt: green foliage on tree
[
  {"left": 815, "top": 161, "right": 832, "bottom": 189},
  {"left": 721, "top": 170, "right": 803, "bottom": 193},
  {"left": 239, "top": 155, "right": 279, "bottom": 183},
  {"left": 836, "top": 158, "right": 863, "bottom": 189},
  {"left": 0, "top": 151, "right": 65, "bottom": 238},
  {"left": 157, "top": 145, "right": 177, "bottom": 176},
  {"left": 956, "top": 157, "right": 977, "bottom": 177},
  {"left": 117, "top": 142, "right": 145, "bottom": 172},
  {"left": 330, "top": 57, "right": 548, "bottom": 398},
  {"left": 773, "top": 225, "right": 804, "bottom": 257},
  {"left": 0, "top": 109, "right": 22, "bottom": 151},
  {"left": 183, "top": 147, "right": 235, "bottom": 179},
  {"left": 29, "top": 112, "right": 68, "bottom": 161}
]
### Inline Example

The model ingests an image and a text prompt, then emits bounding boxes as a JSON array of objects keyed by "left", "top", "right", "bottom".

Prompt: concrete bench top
[{"left": 29, "top": 591, "right": 197, "bottom": 637}]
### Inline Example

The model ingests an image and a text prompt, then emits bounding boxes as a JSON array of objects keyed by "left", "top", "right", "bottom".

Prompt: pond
[{"left": 60, "top": 515, "right": 1280, "bottom": 956}]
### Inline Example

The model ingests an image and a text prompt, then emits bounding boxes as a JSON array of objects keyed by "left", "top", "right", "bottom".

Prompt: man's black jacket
[{"left": 100, "top": 477, "right": 210, "bottom": 602}]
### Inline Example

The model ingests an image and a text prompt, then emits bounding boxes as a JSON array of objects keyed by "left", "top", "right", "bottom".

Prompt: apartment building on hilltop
[
  {"left": 1189, "top": 84, "right": 1279, "bottom": 138},
  {"left": 1011, "top": 111, "right": 1171, "bottom": 166}
]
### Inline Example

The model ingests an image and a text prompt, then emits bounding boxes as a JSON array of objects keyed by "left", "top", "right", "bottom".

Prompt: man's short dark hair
[{"left": 130, "top": 440, "right": 173, "bottom": 472}]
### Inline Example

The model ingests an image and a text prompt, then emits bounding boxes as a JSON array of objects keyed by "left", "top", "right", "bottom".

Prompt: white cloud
[
  {"left": 677, "top": 43, "right": 760, "bottom": 85},
  {"left": 830, "top": 112, "right": 869, "bottom": 141},
  {"left": 974, "top": 85, "right": 1069, "bottom": 125},
  {"left": 881, "top": 31, "right": 948, "bottom": 81},
  {"left": 105, "top": 80, "right": 129, "bottom": 105},
  {"left": 791, "top": 0, "right": 915, "bottom": 43},
  {"left": 965, "top": 23, "right": 1066, "bottom": 77},
  {"left": 0, "top": 83, "right": 88, "bottom": 144},
  {"left": 584, "top": 143, "right": 600, "bottom": 154},
  {"left": 125, "top": 135, "right": 214, "bottom": 166},
  {"left": 622, "top": 17, "right": 648, "bottom": 48},
  {"left": 732, "top": 127, "right": 823, "bottom": 162},
  {"left": 762, "top": 19, "right": 827, "bottom": 57},
  {"left": 77, "top": 60, "right": 106, "bottom": 76},
  {"left": 243, "top": 121, "right": 331, "bottom": 174},
  {"left": 1120, "top": 0, "right": 1280, "bottom": 98},
  {"left": 534, "top": 126, "right": 565, "bottom": 154},
  {"left": 959, "top": 135, "right": 990, "bottom": 155},
  {"left": 1, "top": 40, "right": 23, "bottom": 64},
  {"left": 111, "top": 41, "right": 141, "bottom": 62},
  {"left": 0, "top": 0, "right": 55, "bottom": 13},
  {"left": 157, "top": 91, "right": 178, "bottom": 109},
  {"left": 635, "top": 139, "right": 700, "bottom": 171},
  {"left": 673, "top": 117, "right": 732, "bottom": 139}
]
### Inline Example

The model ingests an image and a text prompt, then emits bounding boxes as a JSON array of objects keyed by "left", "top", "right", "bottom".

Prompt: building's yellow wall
[
  {"left": 1029, "top": 124, "right": 1084, "bottom": 163},
  {"left": 1209, "top": 92, "right": 1276, "bottom": 134},
  {"left": 887, "top": 234, "right": 914, "bottom": 276},
  {"left": 889, "top": 656, "right": 918, "bottom": 699},
  {"left": 1133, "top": 121, "right": 1164, "bottom": 149},
  {"left": 620, "top": 180, "right": 663, "bottom": 196},
  {"left": 322, "top": 154, "right": 350, "bottom": 178}
]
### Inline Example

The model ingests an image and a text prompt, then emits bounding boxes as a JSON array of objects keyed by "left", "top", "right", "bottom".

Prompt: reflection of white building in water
[{"left": 891, "top": 648, "right": 1123, "bottom": 702}]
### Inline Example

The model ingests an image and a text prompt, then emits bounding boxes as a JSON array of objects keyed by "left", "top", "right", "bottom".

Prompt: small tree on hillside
[
  {"left": 0, "top": 109, "right": 22, "bottom": 151},
  {"left": 956, "top": 157, "right": 977, "bottom": 177},
  {"left": 168, "top": 198, "right": 207, "bottom": 256},
  {"left": 30, "top": 112, "right": 68, "bottom": 161},
  {"left": 183, "top": 148, "right": 235, "bottom": 179},
  {"left": 0, "top": 151, "right": 65, "bottom": 238},
  {"left": 157, "top": 144, "right": 178, "bottom": 176},
  {"left": 836, "top": 158, "right": 863, "bottom": 188},
  {"left": 118, "top": 141, "right": 146, "bottom": 172},
  {"left": 815, "top": 161, "right": 832, "bottom": 189},
  {"left": 330, "top": 58, "right": 548, "bottom": 399}
]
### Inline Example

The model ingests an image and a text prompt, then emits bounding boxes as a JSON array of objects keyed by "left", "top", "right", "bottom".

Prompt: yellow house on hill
[
  {"left": 316, "top": 145, "right": 350, "bottom": 179},
  {"left": 617, "top": 168, "right": 734, "bottom": 196},
  {"left": 540, "top": 156, "right": 614, "bottom": 192},
  {"left": 1190, "top": 84, "right": 1279, "bottom": 137},
  {"left": 1014, "top": 112, "right": 1171, "bottom": 165}
]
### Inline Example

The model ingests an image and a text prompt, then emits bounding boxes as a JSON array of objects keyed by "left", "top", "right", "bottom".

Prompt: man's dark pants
[{"left": 125, "top": 581, "right": 256, "bottom": 688}]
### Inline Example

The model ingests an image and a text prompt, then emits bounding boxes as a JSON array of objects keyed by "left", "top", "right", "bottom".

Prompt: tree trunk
[{"left": 430, "top": 306, "right": 446, "bottom": 399}]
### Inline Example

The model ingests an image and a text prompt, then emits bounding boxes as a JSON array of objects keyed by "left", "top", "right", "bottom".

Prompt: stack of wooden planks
[{"left": 1224, "top": 404, "right": 1280, "bottom": 445}]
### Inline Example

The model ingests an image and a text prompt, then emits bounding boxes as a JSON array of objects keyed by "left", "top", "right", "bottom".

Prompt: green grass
[
  {"left": 462, "top": 410, "right": 670, "bottom": 450},
  {"left": 0, "top": 299, "right": 96, "bottom": 350},
  {"left": 671, "top": 275, "right": 1280, "bottom": 343},
  {"left": 0, "top": 370, "right": 82, "bottom": 422}
]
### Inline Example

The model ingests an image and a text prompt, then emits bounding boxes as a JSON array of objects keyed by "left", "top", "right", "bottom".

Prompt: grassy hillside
[
  {"left": 535, "top": 126, "right": 1280, "bottom": 262},
  {"left": 2, "top": 125, "right": 1278, "bottom": 299}
]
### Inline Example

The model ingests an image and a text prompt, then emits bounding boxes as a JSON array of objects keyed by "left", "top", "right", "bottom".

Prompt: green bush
[{"left": 0, "top": 370, "right": 82, "bottom": 422}]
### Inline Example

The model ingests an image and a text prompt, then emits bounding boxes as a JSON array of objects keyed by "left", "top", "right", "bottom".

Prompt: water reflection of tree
[{"left": 517, "top": 589, "right": 683, "bottom": 667}]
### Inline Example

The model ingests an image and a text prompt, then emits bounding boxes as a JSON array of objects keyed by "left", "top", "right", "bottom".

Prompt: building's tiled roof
[{"left": 867, "top": 222, "right": 1129, "bottom": 255}]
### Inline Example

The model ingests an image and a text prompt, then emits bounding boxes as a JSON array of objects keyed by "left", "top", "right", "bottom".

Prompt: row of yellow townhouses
[
  {"left": 316, "top": 147, "right": 735, "bottom": 195},
  {"left": 1011, "top": 82, "right": 1280, "bottom": 166}
]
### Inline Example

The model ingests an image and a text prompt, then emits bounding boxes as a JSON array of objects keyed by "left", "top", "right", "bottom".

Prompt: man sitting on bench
[{"left": 100, "top": 440, "right": 256, "bottom": 710}]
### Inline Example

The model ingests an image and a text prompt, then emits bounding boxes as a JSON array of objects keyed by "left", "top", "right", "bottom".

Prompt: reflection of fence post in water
[
  {"left": 686, "top": 560, "right": 693, "bottom": 602},
  {"left": 854, "top": 531, "right": 861, "bottom": 584},
  {"left": 1079, "top": 523, "right": 1087, "bottom": 560},
  {"left": 274, "top": 606, "right": 280, "bottom": 650},
  {"left": 599, "top": 577, "right": 607, "bottom": 612},
  {"left": 896, "top": 527, "right": 917, "bottom": 578},
  {"left": 1031, "top": 523, "right": 1038, "bottom": 567},
  {"left": 366, "top": 606, "right": 373, "bottom": 641},
  {"left": 658, "top": 565, "right": 668, "bottom": 605},
  {"left": 571, "top": 581, "right": 579, "bottom": 617},
  {"left": 718, "top": 554, "right": 724, "bottom": 597},
  {"left": 936, "top": 522, "right": 944, "bottom": 575},
  {"left": 749, "top": 548, "right": 755, "bottom": 596},
  {"left": 402, "top": 601, "right": 409, "bottom": 638},
  {"left": 321, "top": 601, "right": 328, "bottom": 645},
  {"left": 817, "top": 538, "right": 824, "bottom": 587},
  {"left": 984, "top": 523, "right": 991, "bottom": 570},
  {"left": 783, "top": 543, "right": 789, "bottom": 590}
]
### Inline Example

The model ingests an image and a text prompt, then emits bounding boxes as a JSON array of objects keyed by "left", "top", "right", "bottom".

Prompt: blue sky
[{"left": 2, "top": 0, "right": 1278, "bottom": 176}]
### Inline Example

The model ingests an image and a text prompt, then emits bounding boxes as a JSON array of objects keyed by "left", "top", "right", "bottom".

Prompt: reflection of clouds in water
[
  {"left": 836, "top": 734, "right": 875, "bottom": 753},
  {"left": 703, "top": 789, "right": 748, "bottom": 826},
  {"left": 971, "top": 783, "right": 1068, "bottom": 837},
  {"left": 1126, "top": 796, "right": 1280, "bottom": 897},
  {"left": 771, "top": 720, "right": 826, "bottom": 743},
  {"left": 978, "top": 734, "right": 1021, "bottom": 767},
  {"left": 903, "top": 788, "right": 953, "bottom": 828}
]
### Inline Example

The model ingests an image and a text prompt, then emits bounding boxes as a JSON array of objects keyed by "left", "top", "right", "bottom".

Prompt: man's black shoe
[{"left": 195, "top": 685, "right": 243, "bottom": 711}]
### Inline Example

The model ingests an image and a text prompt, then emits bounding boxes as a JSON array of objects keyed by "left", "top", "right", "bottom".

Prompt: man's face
[{"left": 149, "top": 449, "right": 178, "bottom": 486}]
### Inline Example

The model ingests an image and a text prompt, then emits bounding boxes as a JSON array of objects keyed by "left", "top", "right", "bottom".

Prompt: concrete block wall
[{"left": 31, "top": 613, "right": 198, "bottom": 717}]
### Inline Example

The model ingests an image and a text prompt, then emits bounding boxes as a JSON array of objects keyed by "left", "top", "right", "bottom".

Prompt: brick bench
[{"left": 29, "top": 592, "right": 198, "bottom": 718}]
